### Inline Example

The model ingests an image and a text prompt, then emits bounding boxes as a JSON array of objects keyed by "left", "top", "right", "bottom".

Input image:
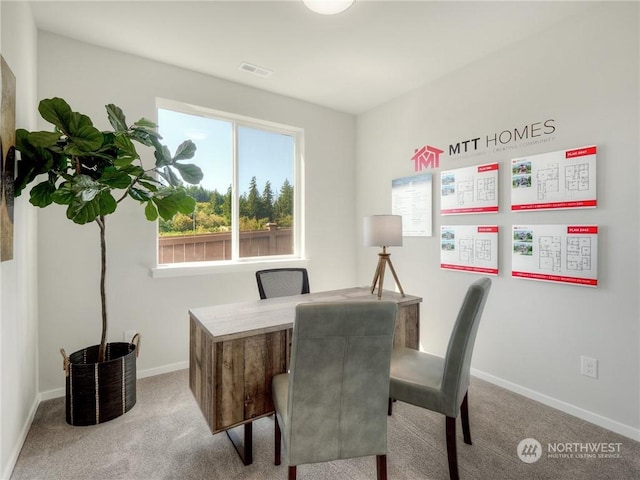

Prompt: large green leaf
[
  {"left": 99, "top": 167, "right": 133, "bottom": 189},
  {"left": 64, "top": 125, "right": 104, "bottom": 155},
  {"left": 163, "top": 166, "right": 180, "bottom": 187},
  {"left": 176, "top": 193, "right": 197, "bottom": 214},
  {"left": 68, "top": 111, "right": 95, "bottom": 134},
  {"left": 152, "top": 189, "right": 195, "bottom": 220},
  {"left": 65, "top": 190, "right": 116, "bottom": 225},
  {"left": 137, "top": 179, "right": 158, "bottom": 192},
  {"left": 130, "top": 124, "right": 161, "bottom": 147},
  {"left": 119, "top": 164, "right": 145, "bottom": 177},
  {"left": 28, "top": 181, "right": 56, "bottom": 207},
  {"left": 50, "top": 182, "right": 75, "bottom": 205},
  {"left": 26, "top": 131, "right": 61, "bottom": 148},
  {"left": 106, "top": 104, "right": 128, "bottom": 132},
  {"left": 98, "top": 191, "right": 117, "bottom": 216},
  {"left": 133, "top": 117, "right": 157, "bottom": 129},
  {"left": 113, "top": 135, "right": 139, "bottom": 164},
  {"left": 128, "top": 187, "right": 151, "bottom": 202},
  {"left": 14, "top": 134, "right": 59, "bottom": 195},
  {"left": 15, "top": 129, "right": 31, "bottom": 151},
  {"left": 173, "top": 162, "right": 203, "bottom": 185},
  {"left": 172, "top": 140, "right": 197, "bottom": 161},
  {"left": 154, "top": 145, "right": 172, "bottom": 168},
  {"left": 66, "top": 195, "right": 99, "bottom": 224},
  {"left": 144, "top": 201, "right": 158, "bottom": 221},
  {"left": 38, "top": 98, "right": 72, "bottom": 133},
  {"left": 75, "top": 175, "right": 103, "bottom": 202}
]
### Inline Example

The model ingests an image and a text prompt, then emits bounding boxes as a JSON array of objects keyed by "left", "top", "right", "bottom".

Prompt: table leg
[{"left": 225, "top": 422, "right": 253, "bottom": 465}]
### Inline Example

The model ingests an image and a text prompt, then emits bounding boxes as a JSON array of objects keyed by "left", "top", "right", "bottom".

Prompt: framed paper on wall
[
  {"left": 392, "top": 173, "right": 432, "bottom": 237},
  {"left": 1, "top": 55, "right": 17, "bottom": 262},
  {"left": 511, "top": 146, "right": 597, "bottom": 211},
  {"left": 511, "top": 224, "right": 598, "bottom": 287}
]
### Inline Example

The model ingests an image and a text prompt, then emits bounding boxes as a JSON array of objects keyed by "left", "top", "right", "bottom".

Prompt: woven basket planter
[{"left": 61, "top": 335, "right": 140, "bottom": 426}]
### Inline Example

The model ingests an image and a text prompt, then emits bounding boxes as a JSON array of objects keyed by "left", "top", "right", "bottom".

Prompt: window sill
[{"left": 151, "top": 257, "right": 309, "bottom": 279}]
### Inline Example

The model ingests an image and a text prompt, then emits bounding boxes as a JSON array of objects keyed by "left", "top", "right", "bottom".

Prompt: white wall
[
  {"left": 0, "top": 2, "right": 39, "bottom": 478},
  {"left": 356, "top": 2, "right": 639, "bottom": 439},
  {"left": 36, "top": 32, "right": 357, "bottom": 395}
]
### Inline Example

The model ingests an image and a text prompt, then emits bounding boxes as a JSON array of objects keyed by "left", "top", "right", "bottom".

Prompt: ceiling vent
[{"left": 238, "top": 62, "right": 273, "bottom": 78}]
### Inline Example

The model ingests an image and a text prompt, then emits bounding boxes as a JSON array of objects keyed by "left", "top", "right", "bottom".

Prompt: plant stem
[{"left": 97, "top": 215, "right": 107, "bottom": 363}]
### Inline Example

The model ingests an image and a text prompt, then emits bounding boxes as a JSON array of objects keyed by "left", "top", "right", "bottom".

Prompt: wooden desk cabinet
[{"left": 189, "top": 287, "right": 421, "bottom": 462}]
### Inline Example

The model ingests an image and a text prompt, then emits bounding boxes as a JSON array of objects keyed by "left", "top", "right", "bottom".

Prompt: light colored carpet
[{"left": 10, "top": 370, "right": 640, "bottom": 480}]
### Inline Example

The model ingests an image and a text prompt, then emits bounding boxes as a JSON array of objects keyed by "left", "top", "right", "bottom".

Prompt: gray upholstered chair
[
  {"left": 272, "top": 301, "right": 397, "bottom": 480},
  {"left": 256, "top": 268, "right": 310, "bottom": 299},
  {"left": 388, "top": 277, "right": 491, "bottom": 480}
]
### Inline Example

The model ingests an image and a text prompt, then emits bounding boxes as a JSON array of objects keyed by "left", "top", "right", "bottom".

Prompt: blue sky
[{"left": 157, "top": 108, "right": 294, "bottom": 196}]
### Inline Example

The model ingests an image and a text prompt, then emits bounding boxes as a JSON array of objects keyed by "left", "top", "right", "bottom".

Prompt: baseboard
[
  {"left": 138, "top": 360, "right": 189, "bottom": 379},
  {"left": 2, "top": 395, "right": 40, "bottom": 480},
  {"left": 471, "top": 367, "right": 640, "bottom": 442},
  {"left": 39, "top": 360, "right": 189, "bottom": 401}
]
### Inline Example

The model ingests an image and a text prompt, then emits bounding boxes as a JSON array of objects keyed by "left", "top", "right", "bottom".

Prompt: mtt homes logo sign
[
  {"left": 411, "top": 118, "right": 558, "bottom": 170},
  {"left": 412, "top": 145, "right": 444, "bottom": 171},
  {"left": 449, "top": 119, "right": 556, "bottom": 156}
]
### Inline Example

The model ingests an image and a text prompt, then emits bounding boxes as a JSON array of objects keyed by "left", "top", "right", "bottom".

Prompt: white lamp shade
[
  {"left": 303, "top": 0, "right": 355, "bottom": 15},
  {"left": 363, "top": 215, "right": 403, "bottom": 247}
]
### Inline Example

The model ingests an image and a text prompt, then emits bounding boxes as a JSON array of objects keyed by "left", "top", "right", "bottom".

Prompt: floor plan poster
[
  {"left": 512, "top": 225, "right": 598, "bottom": 287},
  {"left": 441, "top": 225, "right": 499, "bottom": 275},
  {"left": 441, "top": 162, "right": 499, "bottom": 215},
  {"left": 392, "top": 173, "right": 432, "bottom": 237},
  {"left": 511, "top": 146, "right": 597, "bottom": 211}
]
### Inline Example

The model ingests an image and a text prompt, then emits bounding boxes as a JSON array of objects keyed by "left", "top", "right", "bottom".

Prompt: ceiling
[{"left": 29, "top": 0, "right": 595, "bottom": 115}]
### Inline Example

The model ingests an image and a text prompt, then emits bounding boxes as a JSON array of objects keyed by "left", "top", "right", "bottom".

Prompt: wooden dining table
[{"left": 188, "top": 286, "right": 422, "bottom": 465}]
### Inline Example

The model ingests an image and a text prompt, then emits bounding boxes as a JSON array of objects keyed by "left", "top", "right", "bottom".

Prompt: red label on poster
[
  {"left": 566, "top": 146, "right": 596, "bottom": 158},
  {"left": 477, "top": 163, "right": 498, "bottom": 173},
  {"left": 441, "top": 206, "right": 499, "bottom": 215},
  {"left": 567, "top": 226, "right": 598, "bottom": 234},
  {"left": 477, "top": 226, "right": 498, "bottom": 233},
  {"left": 442, "top": 264, "right": 499, "bottom": 275},
  {"left": 512, "top": 200, "right": 597, "bottom": 211},
  {"left": 512, "top": 271, "right": 597, "bottom": 287}
]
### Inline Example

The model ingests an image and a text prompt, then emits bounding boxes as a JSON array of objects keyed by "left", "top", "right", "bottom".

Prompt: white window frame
[{"left": 152, "top": 98, "right": 306, "bottom": 278}]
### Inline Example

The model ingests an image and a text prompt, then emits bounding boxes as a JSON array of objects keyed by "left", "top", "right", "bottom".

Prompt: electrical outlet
[
  {"left": 124, "top": 330, "right": 137, "bottom": 343},
  {"left": 581, "top": 356, "right": 598, "bottom": 379}
]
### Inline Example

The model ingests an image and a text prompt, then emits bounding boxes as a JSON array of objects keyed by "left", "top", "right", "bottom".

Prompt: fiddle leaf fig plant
[{"left": 15, "top": 97, "right": 203, "bottom": 362}]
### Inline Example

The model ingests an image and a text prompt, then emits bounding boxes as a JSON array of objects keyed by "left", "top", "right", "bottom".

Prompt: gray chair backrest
[
  {"left": 441, "top": 277, "right": 492, "bottom": 417},
  {"left": 285, "top": 301, "right": 397, "bottom": 466},
  {"left": 256, "top": 268, "right": 310, "bottom": 299}
]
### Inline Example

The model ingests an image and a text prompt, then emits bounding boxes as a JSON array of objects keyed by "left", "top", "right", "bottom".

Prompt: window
[{"left": 156, "top": 99, "right": 303, "bottom": 265}]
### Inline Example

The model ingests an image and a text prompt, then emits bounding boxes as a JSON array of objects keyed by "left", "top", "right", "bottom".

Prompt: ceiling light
[{"left": 303, "top": 0, "right": 355, "bottom": 15}]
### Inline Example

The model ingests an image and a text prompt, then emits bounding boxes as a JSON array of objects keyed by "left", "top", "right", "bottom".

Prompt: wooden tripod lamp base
[
  {"left": 363, "top": 215, "right": 405, "bottom": 300},
  {"left": 370, "top": 247, "right": 405, "bottom": 300}
]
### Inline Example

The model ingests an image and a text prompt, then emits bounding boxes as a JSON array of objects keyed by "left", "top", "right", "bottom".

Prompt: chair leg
[
  {"left": 461, "top": 392, "right": 472, "bottom": 445},
  {"left": 288, "top": 466, "right": 297, "bottom": 480},
  {"left": 446, "top": 416, "right": 459, "bottom": 480},
  {"left": 376, "top": 454, "right": 388, "bottom": 480},
  {"left": 274, "top": 416, "right": 281, "bottom": 465},
  {"left": 388, "top": 398, "right": 393, "bottom": 416}
]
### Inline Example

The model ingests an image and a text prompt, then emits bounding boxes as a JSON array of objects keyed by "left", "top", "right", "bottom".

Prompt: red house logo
[{"left": 412, "top": 145, "right": 444, "bottom": 171}]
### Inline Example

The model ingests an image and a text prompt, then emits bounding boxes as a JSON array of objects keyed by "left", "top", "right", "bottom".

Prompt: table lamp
[{"left": 363, "top": 215, "right": 405, "bottom": 300}]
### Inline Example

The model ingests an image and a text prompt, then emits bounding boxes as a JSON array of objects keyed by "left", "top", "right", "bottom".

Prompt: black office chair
[{"left": 255, "top": 268, "right": 310, "bottom": 299}]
